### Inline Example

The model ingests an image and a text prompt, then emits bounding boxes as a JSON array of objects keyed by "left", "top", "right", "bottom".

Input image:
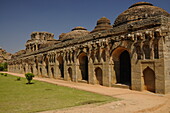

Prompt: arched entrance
[
  {"left": 35, "top": 58, "right": 38, "bottom": 75},
  {"left": 68, "top": 67, "right": 73, "bottom": 81},
  {"left": 95, "top": 67, "right": 103, "bottom": 85},
  {"left": 51, "top": 67, "right": 54, "bottom": 78},
  {"left": 45, "top": 57, "right": 49, "bottom": 77},
  {"left": 40, "top": 68, "right": 42, "bottom": 76},
  {"left": 31, "top": 66, "right": 33, "bottom": 74},
  {"left": 119, "top": 50, "right": 131, "bottom": 85},
  {"left": 143, "top": 67, "right": 155, "bottom": 92},
  {"left": 24, "top": 67, "right": 26, "bottom": 73},
  {"left": 57, "top": 56, "right": 64, "bottom": 78},
  {"left": 79, "top": 53, "right": 88, "bottom": 81}
]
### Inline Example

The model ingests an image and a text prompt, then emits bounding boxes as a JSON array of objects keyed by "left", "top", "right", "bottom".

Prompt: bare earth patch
[{"left": 2, "top": 72, "right": 170, "bottom": 113}]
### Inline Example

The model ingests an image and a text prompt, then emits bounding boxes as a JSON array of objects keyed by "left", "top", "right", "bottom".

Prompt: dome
[
  {"left": 59, "top": 26, "right": 89, "bottom": 41},
  {"left": 114, "top": 2, "right": 170, "bottom": 27},
  {"left": 91, "top": 17, "right": 113, "bottom": 33}
]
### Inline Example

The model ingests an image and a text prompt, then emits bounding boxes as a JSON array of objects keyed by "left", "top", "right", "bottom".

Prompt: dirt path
[{"left": 2, "top": 72, "right": 170, "bottom": 113}]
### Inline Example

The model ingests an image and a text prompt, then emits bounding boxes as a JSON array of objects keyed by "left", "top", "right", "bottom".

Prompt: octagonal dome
[
  {"left": 59, "top": 26, "right": 89, "bottom": 41},
  {"left": 114, "top": 2, "right": 170, "bottom": 27}
]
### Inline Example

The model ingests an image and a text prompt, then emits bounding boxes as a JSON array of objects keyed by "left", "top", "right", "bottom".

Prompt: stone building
[
  {"left": 0, "top": 47, "right": 12, "bottom": 63},
  {"left": 8, "top": 2, "right": 170, "bottom": 94}
]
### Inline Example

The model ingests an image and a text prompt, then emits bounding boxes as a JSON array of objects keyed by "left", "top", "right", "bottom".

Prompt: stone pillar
[
  {"left": 131, "top": 53, "right": 142, "bottom": 91},
  {"left": 102, "top": 62, "right": 110, "bottom": 87},
  {"left": 64, "top": 60, "right": 67, "bottom": 80},
  {"left": 88, "top": 57, "right": 94, "bottom": 84},
  {"left": 72, "top": 52, "right": 78, "bottom": 82}
]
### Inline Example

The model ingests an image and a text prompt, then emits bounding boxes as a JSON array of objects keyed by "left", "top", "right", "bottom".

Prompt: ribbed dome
[
  {"left": 91, "top": 17, "right": 112, "bottom": 33},
  {"left": 59, "top": 26, "right": 89, "bottom": 41},
  {"left": 114, "top": 2, "right": 170, "bottom": 27}
]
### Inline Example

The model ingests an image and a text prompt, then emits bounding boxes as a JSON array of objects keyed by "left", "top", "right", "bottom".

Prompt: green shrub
[
  {"left": 16, "top": 77, "right": 21, "bottom": 81},
  {"left": 25, "top": 73, "right": 34, "bottom": 84},
  {"left": 4, "top": 73, "right": 7, "bottom": 76}
]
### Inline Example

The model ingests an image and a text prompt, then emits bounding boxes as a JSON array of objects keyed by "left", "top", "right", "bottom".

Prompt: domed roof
[
  {"left": 91, "top": 17, "right": 112, "bottom": 33},
  {"left": 59, "top": 26, "right": 89, "bottom": 41},
  {"left": 114, "top": 2, "right": 170, "bottom": 26}
]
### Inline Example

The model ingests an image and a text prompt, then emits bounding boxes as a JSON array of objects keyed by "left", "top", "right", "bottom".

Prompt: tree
[
  {"left": 0, "top": 62, "right": 8, "bottom": 71},
  {"left": 0, "top": 65, "right": 4, "bottom": 71},
  {"left": 25, "top": 73, "right": 34, "bottom": 84}
]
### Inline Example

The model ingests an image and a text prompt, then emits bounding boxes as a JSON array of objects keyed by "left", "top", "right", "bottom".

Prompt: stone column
[{"left": 131, "top": 52, "right": 142, "bottom": 91}]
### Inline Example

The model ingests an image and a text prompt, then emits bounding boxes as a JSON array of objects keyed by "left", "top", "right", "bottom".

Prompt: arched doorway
[
  {"left": 143, "top": 67, "right": 155, "bottom": 92},
  {"left": 40, "top": 68, "right": 42, "bottom": 76},
  {"left": 51, "top": 67, "right": 54, "bottom": 78},
  {"left": 57, "top": 56, "right": 64, "bottom": 78},
  {"left": 119, "top": 50, "right": 131, "bottom": 85},
  {"left": 24, "top": 67, "right": 26, "bottom": 73},
  {"left": 35, "top": 58, "right": 38, "bottom": 75},
  {"left": 95, "top": 67, "right": 103, "bottom": 85},
  {"left": 31, "top": 66, "right": 33, "bottom": 74},
  {"left": 68, "top": 67, "right": 73, "bottom": 81},
  {"left": 45, "top": 57, "right": 49, "bottom": 77},
  {"left": 79, "top": 53, "right": 88, "bottom": 81}
]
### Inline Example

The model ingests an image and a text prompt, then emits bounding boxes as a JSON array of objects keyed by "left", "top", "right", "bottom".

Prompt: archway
[
  {"left": 57, "top": 56, "right": 64, "bottom": 78},
  {"left": 45, "top": 57, "right": 49, "bottom": 77},
  {"left": 31, "top": 66, "right": 33, "bottom": 74},
  {"left": 24, "top": 67, "right": 26, "bottom": 73},
  {"left": 79, "top": 53, "right": 88, "bottom": 81},
  {"left": 40, "top": 68, "right": 42, "bottom": 76},
  {"left": 143, "top": 67, "right": 155, "bottom": 92},
  {"left": 68, "top": 67, "right": 73, "bottom": 81},
  {"left": 51, "top": 67, "right": 54, "bottom": 78},
  {"left": 95, "top": 67, "right": 103, "bottom": 85},
  {"left": 119, "top": 50, "right": 131, "bottom": 85},
  {"left": 35, "top": 58, "right": 38, "bottom": 73}
]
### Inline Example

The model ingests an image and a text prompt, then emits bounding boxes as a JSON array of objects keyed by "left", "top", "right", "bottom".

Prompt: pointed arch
[
  {"left": 112, "top": 47, "right": 131, "bottom": 86},
  {"left": 40, "top": 68, "right": 42, "bottom": 76},
  {"left": 68, "top": 67, "right": 73, "bottom": 81},
  {"left": 78, "top": 52, "right": 88, "bottom": 81},
  {"left": 44, "top": 56, "right": 49, "bottom": 77},
  {"left": 57, "top": 55, "right": 64, "bottom": 78},
  {"left": 95, "top": 67, "right": 103, "bottom": 85},
  {"left": 143, "top": 67, "right": 155, "bottom": 92},
  {"left": 51, "top": 67, "right": 55, "bottom": 78},
  {"left": 31, "top": 66, "right": 33, "bottom": 74}
]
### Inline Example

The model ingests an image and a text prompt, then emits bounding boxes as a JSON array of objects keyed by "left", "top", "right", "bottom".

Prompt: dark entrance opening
[
  {"left": 45, "top": 58, "right": 49, "bottom": 77},
  {"left": 31, "top": 66, "right": 33, "bottom": 74},
  {"left": 68, "top": 67, "right": 73, "bottom": 81},
  {"left": 119, "top": 50, "right": 131, "bottom": 85},
  {"left": 51, "top": 67, "right": 54, "bottom": 78},
  {"left": 79, "top": 53, "right": 88, "bottom": 81},
  {"left": 24, "top": 67, "right": 26, "bottom": 73},
  {"left": 58, "top": 56, "right": 64, "bottom": 78},
  {"left": 95, "top": 67, "right": 103, "bottom": 85},
  {"left": 35, "top": 59, "right": 38, "bottom": 73},
  {"left": 40, "top": 68, "right": 42, "bottom": 76}
]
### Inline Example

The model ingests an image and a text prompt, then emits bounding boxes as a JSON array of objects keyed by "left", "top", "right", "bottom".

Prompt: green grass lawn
[{"left": 0, "top": 74, "right": 117, "bottom": 113}]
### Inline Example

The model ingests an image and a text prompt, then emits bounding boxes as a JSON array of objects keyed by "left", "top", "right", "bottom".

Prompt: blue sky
[{"left": 0, "top": 0, "right": 170, "bottom": 53}]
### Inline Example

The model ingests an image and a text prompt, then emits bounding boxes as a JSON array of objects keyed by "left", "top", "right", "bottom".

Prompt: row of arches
[{"left": 9, "top": 47, "right": 156, "bottom": 93}]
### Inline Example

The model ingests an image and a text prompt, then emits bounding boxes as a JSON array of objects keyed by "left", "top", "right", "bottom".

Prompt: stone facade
[{"left": 8, "top": 2, "right": 170, "bottom": 94}]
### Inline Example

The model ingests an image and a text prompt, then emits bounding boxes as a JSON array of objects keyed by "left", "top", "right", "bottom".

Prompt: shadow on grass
[
  {"left": 26, "top": 83, "right": 34, "bottom": 85},
  {"left": 78, "top": 100, "right": 105, "bottom": 105}
]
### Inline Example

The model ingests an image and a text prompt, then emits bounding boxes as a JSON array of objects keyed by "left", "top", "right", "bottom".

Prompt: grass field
[{"left": 0, "top": 74, "right": 117, "bottom": 113}]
